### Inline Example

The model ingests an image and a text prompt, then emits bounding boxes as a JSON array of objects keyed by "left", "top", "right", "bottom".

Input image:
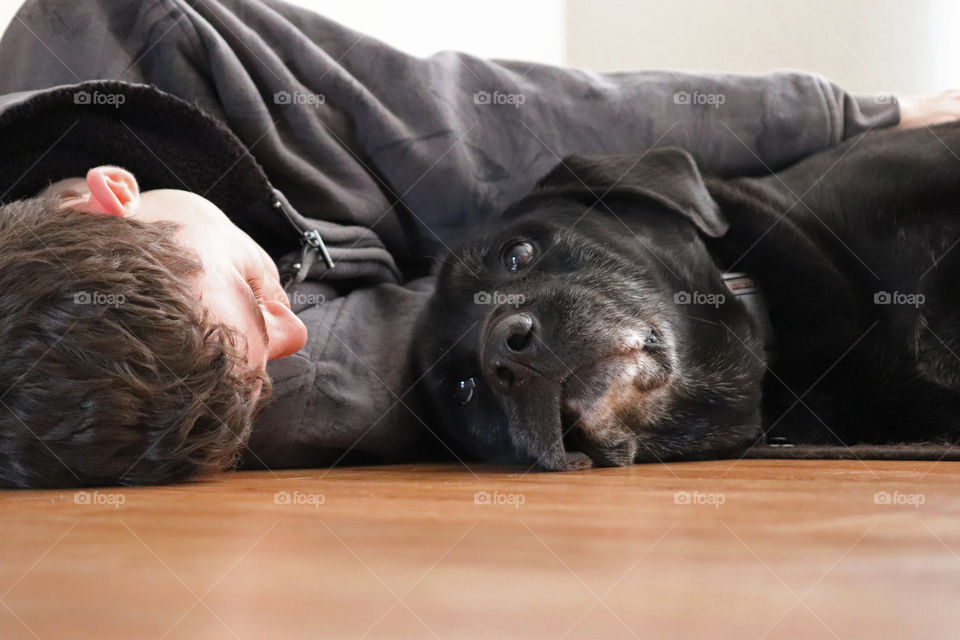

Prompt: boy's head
[{"left": 0, "top": 167, "right": 308, "bottom": 488}]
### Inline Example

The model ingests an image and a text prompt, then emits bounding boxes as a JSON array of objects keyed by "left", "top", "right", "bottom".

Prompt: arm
[{"left": 252, "top": 0, "right": 900, "bottom": 177}]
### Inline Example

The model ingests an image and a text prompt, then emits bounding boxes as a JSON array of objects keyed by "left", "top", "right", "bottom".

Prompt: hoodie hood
[{"left": 0, "top": 79, "right": 402, "bottom": 286}]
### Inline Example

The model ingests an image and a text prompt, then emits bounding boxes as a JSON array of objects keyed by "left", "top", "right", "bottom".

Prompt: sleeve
[{"left": 251, "top": 0, "right": 898, "bottom": 179}]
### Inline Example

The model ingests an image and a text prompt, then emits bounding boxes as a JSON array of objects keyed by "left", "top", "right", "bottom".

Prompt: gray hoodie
[{"left": 0, "top": 0, "right": 899, "bottom": 469}]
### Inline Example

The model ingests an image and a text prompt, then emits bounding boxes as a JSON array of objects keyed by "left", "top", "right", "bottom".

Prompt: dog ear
[{"left": 535, "top": 147, "right": 728, "bottom": 238}]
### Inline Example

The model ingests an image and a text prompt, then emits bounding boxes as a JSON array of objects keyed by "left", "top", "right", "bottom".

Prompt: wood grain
[{"left": 1, "top": 460, "right": 958, "bottom": 639}]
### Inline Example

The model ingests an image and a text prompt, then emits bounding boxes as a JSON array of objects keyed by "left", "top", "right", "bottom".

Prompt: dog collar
[
  {"left": 723, "top": 271, "right": 794, "bottom": 449},
  {"left": 722, "top": 272, "right": 778, "bottom": 446},
  {"left": 722, "top": 272, "right": 774, "bottom": 351}
]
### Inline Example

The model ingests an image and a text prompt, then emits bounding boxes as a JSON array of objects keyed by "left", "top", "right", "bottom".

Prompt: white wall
[
  {"left": 0, "top": 0, "right": 17, "bottom": 35},
  {"left": 566, "top": 0, "right": 960, "bottom": 94},
  {"left": 0, "top": 0, "right": 567, "bottom": 66},
  {"left": 286, "top": 0, "right": 566, "bottom": 64}
]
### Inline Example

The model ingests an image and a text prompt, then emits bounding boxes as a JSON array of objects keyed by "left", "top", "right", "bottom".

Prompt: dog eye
[
  {"left": 501, "top": 240, "right": 535, "bottom": 271},
  {"left": 454, "top": 377, "right": 476, "bottom": 405}
]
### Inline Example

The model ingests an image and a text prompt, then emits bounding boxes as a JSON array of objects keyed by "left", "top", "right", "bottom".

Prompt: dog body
[
  {"left": 413, "top": 122, "right": 960, "bottom": 469},
  {"left": 710, "top": 124, "right": 960, "bottom": 450}
]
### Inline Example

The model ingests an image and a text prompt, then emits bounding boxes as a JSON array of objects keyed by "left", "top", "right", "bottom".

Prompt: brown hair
[{"left": 0, "top": 195, "right": 268, "bottom": 488}]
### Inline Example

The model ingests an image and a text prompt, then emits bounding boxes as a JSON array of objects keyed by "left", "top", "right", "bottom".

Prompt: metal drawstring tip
[
  {"left": 317, "top": 240, "right": 334, "bottom": 270},
  {"left": 302, "top": 228, "right": 334, "bottom": 270}
]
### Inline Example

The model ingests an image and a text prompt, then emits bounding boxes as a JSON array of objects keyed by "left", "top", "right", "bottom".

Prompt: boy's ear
[{"left": 83, "top": 166, "right": 140, "bottom": 216}]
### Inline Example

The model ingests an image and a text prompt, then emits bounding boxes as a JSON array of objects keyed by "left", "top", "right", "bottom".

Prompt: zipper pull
[{"left": 302, "top": 228, "right": 334, "bottom": 270}]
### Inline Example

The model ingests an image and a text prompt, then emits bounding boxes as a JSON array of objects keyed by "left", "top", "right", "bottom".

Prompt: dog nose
[{"left": 484, "top": 312, "right": 538, "bottom": 390}]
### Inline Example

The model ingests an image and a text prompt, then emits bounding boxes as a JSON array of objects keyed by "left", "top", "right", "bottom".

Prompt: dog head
[{"left": 414, "top": 148, "right": 766, "bottom": 470}]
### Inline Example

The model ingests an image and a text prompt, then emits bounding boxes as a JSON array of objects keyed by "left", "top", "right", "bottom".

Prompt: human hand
[{"left": 896, "top": 90, "right": 960, "bottom": 129}]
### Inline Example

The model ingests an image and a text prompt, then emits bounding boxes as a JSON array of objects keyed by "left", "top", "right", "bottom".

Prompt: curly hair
[{"left": 0, "top": 195, "right": 269, "bottom": 488}]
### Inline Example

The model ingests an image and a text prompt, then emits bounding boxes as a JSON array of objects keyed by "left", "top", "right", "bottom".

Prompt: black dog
[{"left": 412, "top": 122, "right": 960, "bottom": 470}]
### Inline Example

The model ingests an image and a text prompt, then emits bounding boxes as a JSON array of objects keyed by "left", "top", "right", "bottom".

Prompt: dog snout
[{"left": 484, "top": 312, "right": 539, "bottom": 390}]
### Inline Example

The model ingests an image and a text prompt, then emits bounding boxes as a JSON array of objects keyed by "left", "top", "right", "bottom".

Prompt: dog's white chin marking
[{"left": 563, "top": 326, "right": 676, "bottom": 438}]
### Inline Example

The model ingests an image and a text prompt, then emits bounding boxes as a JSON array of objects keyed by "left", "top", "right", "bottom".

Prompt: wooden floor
[{"left": 1, "top": 459, "right": 958, "bottom": 639}]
